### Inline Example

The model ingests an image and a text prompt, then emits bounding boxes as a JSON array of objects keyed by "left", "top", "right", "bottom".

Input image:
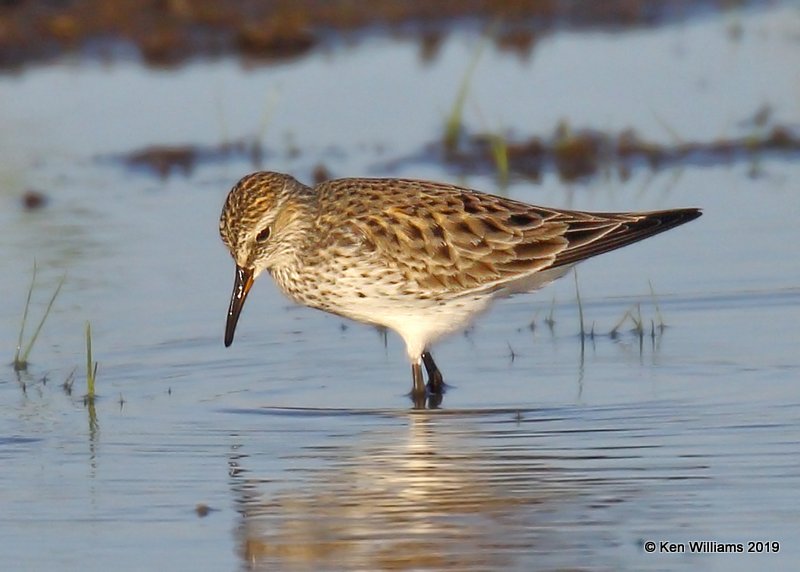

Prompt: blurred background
[{"left": 1, "top": 1, "right": 799, "bottom": 570}]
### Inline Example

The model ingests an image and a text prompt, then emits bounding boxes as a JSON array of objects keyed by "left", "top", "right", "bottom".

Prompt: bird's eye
[{"left": 255, "top": 226, "right": 271, "bottom": 243}]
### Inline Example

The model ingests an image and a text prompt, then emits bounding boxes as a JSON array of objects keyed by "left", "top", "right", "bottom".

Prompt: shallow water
[{"left": 2, "top": 4, "right": 800, "bottom": 571}]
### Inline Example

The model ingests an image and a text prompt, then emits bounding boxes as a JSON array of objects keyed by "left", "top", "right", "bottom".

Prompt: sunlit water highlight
[{"left": 1, "top": 4, "right": 799, "bottom": 571}]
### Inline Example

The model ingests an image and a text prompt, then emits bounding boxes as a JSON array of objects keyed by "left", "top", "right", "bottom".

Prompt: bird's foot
[
  {"left": 426, "top": 370, "right": 446, "bottom": 395},
  {"left": 409, "top": 388, "right": 443, "bottom": 410},
  {"left": 409, "top": 379, "right": 449, "bottom": 410}
]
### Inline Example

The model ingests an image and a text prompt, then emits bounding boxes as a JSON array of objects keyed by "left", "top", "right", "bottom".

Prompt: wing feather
[{"left": 316, "top": 178, "right": 700, "bottom": 297}]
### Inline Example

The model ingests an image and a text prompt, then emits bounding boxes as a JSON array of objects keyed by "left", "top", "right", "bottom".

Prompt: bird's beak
[{"left": 225, "top": 265, "right": 255, "bottom": 347}]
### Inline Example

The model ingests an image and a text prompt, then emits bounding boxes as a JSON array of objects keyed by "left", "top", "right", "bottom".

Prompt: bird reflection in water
[{"left": 229, "top": 411, "right": 594, "bottom": 571}]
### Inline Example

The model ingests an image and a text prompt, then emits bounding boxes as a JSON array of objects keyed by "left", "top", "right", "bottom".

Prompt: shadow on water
[{"left": 225, "top": 406, "right": 710, "bottom": 571}]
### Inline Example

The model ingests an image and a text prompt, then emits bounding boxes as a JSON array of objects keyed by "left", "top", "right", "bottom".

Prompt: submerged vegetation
[
  {"left": 0, "top": 0, "right": 740, "bottom": 69},
  {"left": 11, "top": 263, "right": 101, "bottom": 411},
  {"left": 13, "top": 262, "right": 65, "bottom": 372},
  {"left": 443, "top": 19, "right": 497, "bottom": 151},
  {"left": 84, "top": 321, "right": 98, "bottom": 404},
  {"left": 116, "top": 115, "right": 800, "bottom": 183},
  {"left": 528, "top": 276, "right": 670, "bottom": 351},
  {"left": 447, "top": 122, "right": 800, "bottom": 183}
]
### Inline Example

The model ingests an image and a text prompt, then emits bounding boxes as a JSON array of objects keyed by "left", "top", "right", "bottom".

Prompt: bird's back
[{"left": 311, "top": 177, "right": 701, "bottom": 299}]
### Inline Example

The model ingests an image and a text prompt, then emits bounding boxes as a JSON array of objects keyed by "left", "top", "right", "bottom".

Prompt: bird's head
[{"left": 219, "top": 171, "right": 310, "bottom": 346}]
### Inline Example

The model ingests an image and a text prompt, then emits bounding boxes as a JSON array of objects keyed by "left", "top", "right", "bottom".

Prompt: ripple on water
[{"left": 218, "top": 400, "right": 800, "bottom": 570}]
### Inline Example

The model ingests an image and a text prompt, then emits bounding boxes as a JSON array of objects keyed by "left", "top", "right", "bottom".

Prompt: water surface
[{"left": 1, "top": 4, "right": 799, "bottom": 571}]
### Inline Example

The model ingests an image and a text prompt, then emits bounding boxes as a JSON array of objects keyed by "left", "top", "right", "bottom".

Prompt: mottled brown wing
[
  {"left": 318, "top": 178, "right": 700, "bottom": 295},
  {"left": 549, "top": 207, "right": 702, "bottom": 268}
]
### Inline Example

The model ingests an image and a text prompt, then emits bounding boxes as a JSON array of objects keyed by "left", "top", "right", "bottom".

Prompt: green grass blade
[
  {"left": 610, "top": 309, "right": 632, "bottom": 338},
  {"left": 489, "top": 133, "right": 509, "bottom": 186},
  {"left": 648, "top": 279, "right": 665, "bottom": 330},
  {"left": 14, "top": 261, "right": 38, "bottom": 368},
  {"left": 444, "top": 19, "right": 499, "bottom": 150},
  {"left": 257, "top": 88, "right": 280, "bottom": 141},
  {"left": 574, "top": 269, "right": 585, "bottom": 338},
  {"left": 545, "top": 296, "right": 556, "bottom": 331},
  {"left": 19, "top": 272, "right": 66, "bottom": 365},
  {"left": 85, "top": 321, "right": 95, "bottom": 399}
]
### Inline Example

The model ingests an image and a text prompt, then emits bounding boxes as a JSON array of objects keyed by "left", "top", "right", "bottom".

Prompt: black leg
[
  {"left": 411, "top": 361, "right": 426, "bottom": 409},
  {"left": 421, "top": 350, "right": 445, "bottom": 394},
  {"left": 410, "top": 353, "right": 446, "bottom": 409}
]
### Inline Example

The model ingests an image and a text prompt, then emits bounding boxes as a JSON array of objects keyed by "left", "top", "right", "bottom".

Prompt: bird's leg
[
  {"left": 421, "top": 350, "right": 445, "bottom": 394},
  {"left": 411, "top": 360, "right": 426, "bottom": 409}
]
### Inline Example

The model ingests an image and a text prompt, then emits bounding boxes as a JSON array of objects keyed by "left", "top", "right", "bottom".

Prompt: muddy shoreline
[{"left": 0, "top": 0, "right": 761, "bottom": 69}]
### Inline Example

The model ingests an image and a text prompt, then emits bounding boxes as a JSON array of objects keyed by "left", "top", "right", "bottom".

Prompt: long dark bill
[{"left": 224, "top": 265, "right": 255, "bottom": 347}]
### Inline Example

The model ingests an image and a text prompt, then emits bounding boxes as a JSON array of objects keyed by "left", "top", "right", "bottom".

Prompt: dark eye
[{"left": 255, "top": 226, "right": 271, "bottom": 243}]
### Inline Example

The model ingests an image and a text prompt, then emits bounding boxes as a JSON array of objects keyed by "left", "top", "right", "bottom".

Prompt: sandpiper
[{"left": 220, "top": 171, "right": 700, "bottom": 406}]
